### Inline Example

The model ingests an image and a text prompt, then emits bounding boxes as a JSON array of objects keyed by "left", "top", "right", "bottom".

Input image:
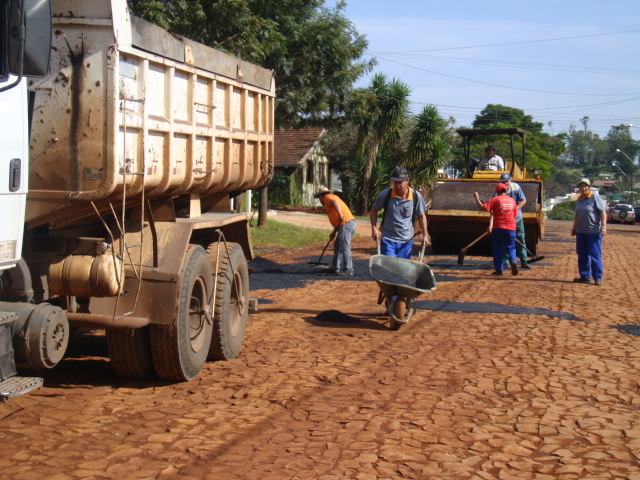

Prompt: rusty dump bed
[
  {"left": 428, "top": 178, "right": 545, "bottom": 256},
  {"left": 26, "top": 0, "right": 275, "bottom": 229}
]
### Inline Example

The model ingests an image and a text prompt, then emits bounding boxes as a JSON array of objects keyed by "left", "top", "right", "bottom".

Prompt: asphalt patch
[
  {"left": 249, "top": 256, "right": 368, "bottom": 290},
  {"left": 315, "top": 309, "right": 360, "bottom": 324},
  {"left": 414, "top": 300, "right": 578, "bottom": 321},
  {"left": 612, "top": 325, "right": 640, "bottom": 336}
]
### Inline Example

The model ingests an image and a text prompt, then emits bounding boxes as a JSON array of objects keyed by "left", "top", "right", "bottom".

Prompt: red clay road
[{"left": 1, "top": 218, "right": 639, "bottom": 480}]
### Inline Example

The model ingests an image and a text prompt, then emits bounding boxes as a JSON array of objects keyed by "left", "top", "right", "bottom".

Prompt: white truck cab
[
  {"left": 0, "top": 0, "right": 52, "bottom": 400},
  {"left": 0, "top": 76, "right": 28, "bottom": 271}
]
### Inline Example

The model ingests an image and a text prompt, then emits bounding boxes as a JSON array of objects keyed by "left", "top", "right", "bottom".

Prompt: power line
[
  {"left": 411, "top": 96, "right": 640, "bottom": 111},
  {"left": 375, "top": 55, "right": 640, "bottom": 97},
  {"left": 375, "top": 54, "right": 640, "bottom": 77},
  {"left": 369, "top": 29, "right": 640, "bottom": 55}
]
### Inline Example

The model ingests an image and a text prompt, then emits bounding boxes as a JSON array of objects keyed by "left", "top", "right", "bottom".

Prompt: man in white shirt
[{"left": 478, "top": 145, "right": 505, "bottom": 171}]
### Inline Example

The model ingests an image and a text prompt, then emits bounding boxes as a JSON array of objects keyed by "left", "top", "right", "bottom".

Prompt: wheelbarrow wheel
[{"left": 390, "top": 298, "right": 407, "bottom": 331}]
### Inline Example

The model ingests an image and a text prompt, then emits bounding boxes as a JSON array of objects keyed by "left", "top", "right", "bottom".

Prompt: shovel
[
  {"left": 516, "top": 239, "right": 545, "bottom": 263},
  {"left": 457, "top": 231, "right": 489, "bottom": 265},
  {"left": 308, "top": 236, "right": 333, "bottom": 265}
]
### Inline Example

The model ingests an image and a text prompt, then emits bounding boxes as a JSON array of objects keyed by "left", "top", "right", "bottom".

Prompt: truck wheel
[
  {"left": 151, "top": 245, "right": 213, "bottom": 381},
  {"left": 106, "top": 327, "right": 155, "bottom": 379},
  {"left": 206, "top": 242, "right": 249, "bottom": 360}
]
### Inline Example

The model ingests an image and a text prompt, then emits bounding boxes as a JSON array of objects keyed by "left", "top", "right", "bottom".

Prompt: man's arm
[
  {"left": 417, "top": 213, "right": 429, "bottom": 246},
  {"left": 369, "top": 208, "right": 380, "bottom": 242},
  {"left": 330, "top": 198, "right": 345, "bottom": 224},
  {"left": 600, "top": 210, "right": 607, "bottom": 236},
  {"left": 473, "top": 192, "right": 486, "bottom": 210}
]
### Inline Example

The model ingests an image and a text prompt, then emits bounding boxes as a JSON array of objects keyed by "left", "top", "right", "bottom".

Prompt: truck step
[{"left": 0, "top": 376, "right": 44, "bottom": 402}]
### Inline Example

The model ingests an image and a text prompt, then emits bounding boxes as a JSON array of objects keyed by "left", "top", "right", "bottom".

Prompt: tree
[
  {"left": 473, "top": 104, "right": 545, "bottom": 133},
  {"left": 127, "top": 0, "right": 373, "bottom": 129},
  {"left": 354, "top": 74, "right": 410, "bottom": 215},
  {"left": 606, "top": 124, "right": 640, "bottom": 179},
  {"left": 469, "top": 104, "right": 563, "bottom": 179},
  {"left": 402, "top": 105, "right": 448, "bottom": 189}
]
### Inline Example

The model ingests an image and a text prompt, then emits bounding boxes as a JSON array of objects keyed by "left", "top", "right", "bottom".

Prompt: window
[
  {"left": 306, "top": 160, "right": 314, "bottom": 184},
  {"left": 319, "top": 163, "right": 326, "bottom": 185}
]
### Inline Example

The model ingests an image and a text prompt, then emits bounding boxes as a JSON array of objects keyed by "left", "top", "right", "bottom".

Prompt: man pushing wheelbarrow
[{"left": 369, "top": 167, "right": 436, "bottom": 330}]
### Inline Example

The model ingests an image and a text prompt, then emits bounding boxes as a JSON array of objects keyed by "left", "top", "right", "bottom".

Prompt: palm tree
[
  {"left": 403, "top": 105, "right": 449, "bottom": 190},
  {"left": 355, "top": 74, "right": 410, "bottom": 215}
]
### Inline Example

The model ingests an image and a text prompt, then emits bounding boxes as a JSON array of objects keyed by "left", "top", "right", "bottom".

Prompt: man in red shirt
[
  {"left": 473, "top": 183, "right": 518, "bottom": 276},
  {"left": 315, "top": 188, "right": 357, "bottom": 275}
]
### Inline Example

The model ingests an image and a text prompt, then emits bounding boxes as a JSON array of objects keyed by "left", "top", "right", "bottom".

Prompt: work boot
[
  {"left": 510, "top": 262, "right": 519, "bottom": 276},
  {"left": 573, "top": 277, "right": 594, "bottom": 284},
  {"left": 520, "top": 263, "right": 531, "bottom": 269},
  {"left": 491, "top": 271, "right": 503, "bottom": 276},
  {"left": 594, "top": 280, "right": 602, "bottom": 286}
]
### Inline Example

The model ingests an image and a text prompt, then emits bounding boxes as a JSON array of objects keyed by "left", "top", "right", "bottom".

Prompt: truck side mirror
[{"left": 8, "top": 0, "right": 51, "bottom": 77}]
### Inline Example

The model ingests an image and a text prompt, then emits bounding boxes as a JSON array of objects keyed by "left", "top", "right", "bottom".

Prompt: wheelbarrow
[{"left": 369, "top": 244, "right": 437, "bottom": 330}]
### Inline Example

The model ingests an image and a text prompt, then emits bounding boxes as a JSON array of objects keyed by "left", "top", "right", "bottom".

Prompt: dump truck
[
  {"left": 428, "top": 128, "right": 544, "bottom": 256},
  {"left": 0, "top": 0, "right": 275, "bottom": 399}
]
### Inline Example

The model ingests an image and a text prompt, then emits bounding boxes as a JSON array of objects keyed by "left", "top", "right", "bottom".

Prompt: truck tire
[
  {"left": 106, "top": 327, "right": 155, "bottom": 379},
  {"left": 206, "top": 242, "right": 249, "bottom": 360},
  {"left": 151, "top": 245, "right": 213, "bottom": 381}
]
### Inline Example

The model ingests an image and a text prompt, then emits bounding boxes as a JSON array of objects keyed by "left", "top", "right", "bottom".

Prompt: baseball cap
[
  {"left": 500, "top": 173, "right": 511, "bottom": 182},
  {"left": 578, "top": 178, "right": 591, "bottom": 186},
  {"left": 495, "top": 183, "right": 508, "bottom": 193},
  {"left": 390, "top": 166, "right": 409, "bottom": 182}
]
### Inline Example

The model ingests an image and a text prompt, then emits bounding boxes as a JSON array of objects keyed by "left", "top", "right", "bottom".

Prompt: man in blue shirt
[
  {"left": 492, "top": 173, "right": 530, "bottom": 268},
  {"left": 369, "top": 166, "right": 429, "bottom": 259},
  {"left": 571, "top": 178, "right": 607, "bottom": 285}
]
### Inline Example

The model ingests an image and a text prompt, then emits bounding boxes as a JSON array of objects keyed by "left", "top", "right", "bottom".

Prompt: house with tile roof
[{"left": 273, "top": 128, "right": 330, "bottom": 207}]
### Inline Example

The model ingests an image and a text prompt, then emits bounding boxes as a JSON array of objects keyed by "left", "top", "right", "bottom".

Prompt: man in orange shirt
[{"left": 315, "top": 187, "right": 357, "bottom": 276}]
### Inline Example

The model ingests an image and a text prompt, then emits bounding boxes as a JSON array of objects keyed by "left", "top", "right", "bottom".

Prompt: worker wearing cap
[
  {"left": 474, "top": 184, "right": 518, "bottom": 276},
  {"left": 571, "top": 178, "right": 606, "bottom": 285},
  {"left": 369, "top": 166, "right": 428, "bottom": 260},
  {"left": 492, "top": 172, "right": 529, "bottom": 269},
  {"left": 478, "top": 146, "right": 505, "bottom": 171},
  {"left": 314, "top": 187, "right": 356, "bottom": 276}
]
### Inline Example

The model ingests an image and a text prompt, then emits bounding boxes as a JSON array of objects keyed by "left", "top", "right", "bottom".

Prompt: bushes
[
  {"left": 268, "top": 173, "right": 303, "bottom": 207},
  {"left": 548, "top": 200, "right": 576, "bottom": 221}
]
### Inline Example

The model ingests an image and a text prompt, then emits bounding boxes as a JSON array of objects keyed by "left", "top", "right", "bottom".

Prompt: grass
[{"left": 250, "top": 218, "right": 329, "bottom": 248}]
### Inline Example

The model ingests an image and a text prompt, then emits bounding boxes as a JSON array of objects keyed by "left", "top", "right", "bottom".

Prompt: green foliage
[
  {"left": 464, "top": 104, "right": 565, "bottom": 181},
  {"left": 473, "top": 104, "right": 545, "bottom": 133},
  {"left": 354, "top": 74, "right": 411, "bottom": 214},
  {"left": 403, "top": 105, "right": 448, "bottom": 189},
  {"left": 250, "top": 218, "right": 328, "bottom": 248},
  {"left": 268, "top": 174, "right": 302, "bottom": 206},
  {"left": 547, "top": 200, "right": 576, "bottom": 221}
]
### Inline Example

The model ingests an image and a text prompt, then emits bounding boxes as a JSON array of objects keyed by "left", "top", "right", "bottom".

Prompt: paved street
[{"left": 1, "top": 219, "right": 639, "bottom": 480}]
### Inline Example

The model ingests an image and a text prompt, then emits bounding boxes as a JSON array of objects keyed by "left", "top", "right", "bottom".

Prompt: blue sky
[{"left": 332, "top": 0, "right": 640, "bottom": 139}]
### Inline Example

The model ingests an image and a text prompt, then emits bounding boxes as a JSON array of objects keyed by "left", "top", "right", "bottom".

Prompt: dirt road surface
[{"left": 1, "top": 217, "right": 639, "bottom": 480}]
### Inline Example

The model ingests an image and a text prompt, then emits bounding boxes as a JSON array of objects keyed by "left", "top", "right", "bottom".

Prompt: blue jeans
[
  {"left": 576, "top": 233, "right": 603, "bottom": 281},
  {"left": 492, "top": 228, "right": 516, "bottom": 272},
  {"left": 330, "top": 220, "right": 356, "bottom": 273},
  {"left": 502, "top": 218, "right": 527, "bottom": 265},
  {"left": 380, "top": 237, "right": 413, "bottom": 259}
]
